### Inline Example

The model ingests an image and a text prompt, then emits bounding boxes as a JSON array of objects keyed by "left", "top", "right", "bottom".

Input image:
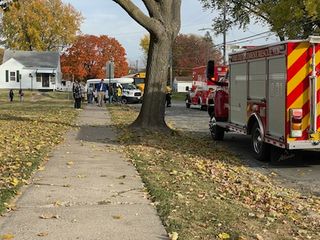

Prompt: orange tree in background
[
  {"left": 140, "top": 33, "right": 222, "bottom": 76},
  {"left": 61, "top": 35, "right": 129, "bottom": 81},
  {"left": 173, "top": 33, "right": 222, "bottom": 76}
]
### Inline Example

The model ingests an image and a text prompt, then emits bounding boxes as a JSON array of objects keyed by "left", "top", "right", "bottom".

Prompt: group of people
[
  {"left": 73, "top": 79, "right": 173, "bottom": 109},
  {"left": 8, "top": 89, "right": 24, "bottom": 102},
  {"left": 87, "top": 79, "right": 123, "bottom": 106},
  {"left": 73, "top": 79, "right": 123, "bottom": 109}
]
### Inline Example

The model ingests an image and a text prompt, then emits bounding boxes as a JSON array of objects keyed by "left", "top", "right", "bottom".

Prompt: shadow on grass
[{"left": 0, "top": 110, "right": 77, "bottom": 128}]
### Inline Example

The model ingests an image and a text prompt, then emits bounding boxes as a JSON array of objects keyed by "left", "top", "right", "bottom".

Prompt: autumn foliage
[
  {"left": 61, "top": 35, "right": 129, "bottom": 81},
  {"left": 140, "top": 33, "right": 222, "bottom": 76},
  {"left": 173, "top": 34, "right": 222, "bottom": 76},
  {"left": 1, "top": 0, "right": 82, "bottom": 51}
]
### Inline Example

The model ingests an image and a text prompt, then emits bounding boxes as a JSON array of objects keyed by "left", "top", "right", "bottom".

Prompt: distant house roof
[
  {"left": 3, "top": 50, "right": 59, "bottom": 68},
  {"left": 175, "top": 76, "right": 193, "bottom": 82}
]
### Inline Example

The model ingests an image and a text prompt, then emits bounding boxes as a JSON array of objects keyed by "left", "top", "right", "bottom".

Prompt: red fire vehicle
[
  {"left": 210, "top": 36, "right": 320, "bottom": 162},
  {"left": 186, "top": 62, "right": 228, "bottom": 110}
]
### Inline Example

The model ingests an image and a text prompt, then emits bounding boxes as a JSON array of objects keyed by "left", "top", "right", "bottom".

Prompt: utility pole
[
  {"left": 223, "top": 0, "right": 227, "bottom": 65},
  {"left": 169, "top": 48, "right": 173, "bottom": 87}
]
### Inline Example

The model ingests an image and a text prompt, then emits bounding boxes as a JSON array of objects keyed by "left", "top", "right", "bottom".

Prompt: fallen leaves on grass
[
  {"left": 0, "top": 100, "right": 77, "bottom": 213},
  {"left": 169, "top": 232, "right": 179, "bottom": 240},
  {"left": 218, "top": 232, "right": 230, "bottom": 239},
  {"left": 108, "top": 105, "right": 320, "bottom": 240},
  {"left": 0, "top": 234, "right": 14, "bottom": 239}
]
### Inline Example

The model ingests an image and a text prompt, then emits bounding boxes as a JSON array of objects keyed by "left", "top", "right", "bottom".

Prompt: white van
[{"left": 86, "top": 78, "right": 142, "bottom": 103}]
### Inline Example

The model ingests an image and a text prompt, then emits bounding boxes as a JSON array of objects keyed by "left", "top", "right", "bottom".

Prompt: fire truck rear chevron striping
[{"left": 210, "top": 36, "right": 320, "bottom": 161}]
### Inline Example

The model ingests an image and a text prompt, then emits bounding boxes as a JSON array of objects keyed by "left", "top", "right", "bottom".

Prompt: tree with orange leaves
[{"left": 61, "top": 35, "right": 129, "bottom": 81}]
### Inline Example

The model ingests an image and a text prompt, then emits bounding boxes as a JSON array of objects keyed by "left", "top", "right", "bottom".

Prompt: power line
[
  {"left": 227, "top": 33, "right": 275, "bottom": 45},
  {"left": 214, "top": 31, "right": 274, "bottom": 47}
]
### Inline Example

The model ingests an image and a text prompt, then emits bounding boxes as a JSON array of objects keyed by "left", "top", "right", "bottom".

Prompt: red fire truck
[
  {"left": 186, "top": 62, "right": 228, "bottom": 110},
  {"left": 210, "top": 36, "right": 320, "bottom": 162}
]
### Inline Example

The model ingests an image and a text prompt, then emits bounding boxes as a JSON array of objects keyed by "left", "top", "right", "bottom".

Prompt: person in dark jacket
[
  {"left": 73, "top": 81, "right": 82, "bottom": 109},
  {"left": 108, "top": 84, "right": 114, "bottom": 103},
  {"left": 165, "top": 86, "right": 172, "bottom": 107},
  {"left": 96, "top": 79, "right": 107, "bottom": 107},
  {"left": 9, "top": 89, "right": 14, "bottom": 102}
]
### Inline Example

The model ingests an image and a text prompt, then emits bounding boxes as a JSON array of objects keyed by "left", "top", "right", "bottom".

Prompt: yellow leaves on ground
[
  {"left": 112, "top": 215, "right": 122, "bottom": 220},
  {"left": 10, "top": 178, "right": 19, "bottom": 187},
  {"left": 108, "top": 105, "right": 320, "bottom": 240},
  {"left": 0, "top": 234, "right": 14, "bottom": 240},
  {"left": 37, "top": 232, "right": 49, "bottom": 237},
  {"left": 218, "top": 233, "right": 230, "bottom": 239},
  {"left": 0, "top": 99, "right": 77, "bottom": 212},
  {"left": 169, "top": 232, "right": 179, "bottom": 240}
]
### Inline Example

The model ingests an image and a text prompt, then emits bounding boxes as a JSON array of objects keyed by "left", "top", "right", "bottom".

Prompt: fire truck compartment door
[
  {"left": 230, "top": 63, "right": 247, "bottom": 125},
  {"left": 267, "top": 57, "right": 286, "bottom": 138},
  {"left": 248, "top": 59, "right": 266, "bottom": 100}
]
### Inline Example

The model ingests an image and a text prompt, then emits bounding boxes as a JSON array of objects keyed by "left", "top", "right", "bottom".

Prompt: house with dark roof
[{"left": 0, "top": 50, "right": 62, "bottom": 90}]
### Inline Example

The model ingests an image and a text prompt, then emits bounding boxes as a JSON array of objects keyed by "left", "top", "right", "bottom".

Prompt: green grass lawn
[
  {"left": 172, "top": 92, "right": 187, "bottom": 101},
  {"left": 0, "top": 91, "right": 77, "bottom": 213}
]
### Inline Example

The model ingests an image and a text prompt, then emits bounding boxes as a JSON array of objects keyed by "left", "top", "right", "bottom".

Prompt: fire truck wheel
[
  {"left": 210, "top": 124, "right": 224, "bottom": 141},
  {"left": 251, "top": 122, "right": 270, "bottom": 161}
]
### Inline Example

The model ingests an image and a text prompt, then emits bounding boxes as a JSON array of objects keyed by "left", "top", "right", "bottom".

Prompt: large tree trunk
[
  {"left": 132, "top": 34, "right": 171, "bottom": 129},
  {"left": 113, "top": 0, "right": 181, "bottom": 130}
]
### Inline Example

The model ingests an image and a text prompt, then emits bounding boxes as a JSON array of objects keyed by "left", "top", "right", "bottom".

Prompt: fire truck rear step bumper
[{"left": 287, "top": 141, "right": 320, "bottom": 150}]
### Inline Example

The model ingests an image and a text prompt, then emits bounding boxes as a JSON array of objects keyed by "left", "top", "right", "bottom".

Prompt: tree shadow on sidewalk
[{"left": 76, "top": 124, "right": 118, "bottom": 144}]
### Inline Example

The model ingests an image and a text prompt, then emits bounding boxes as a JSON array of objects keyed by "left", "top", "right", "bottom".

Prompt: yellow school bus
[{"left": 133, "top": 72, "right": 146, "bottom": 93}]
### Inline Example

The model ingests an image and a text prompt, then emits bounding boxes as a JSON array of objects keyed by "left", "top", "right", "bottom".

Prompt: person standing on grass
[
  {"left": 72, "top": 80, "right": 82, "bottom": 109},
  {"left": 108, "top": 84, "right": 114, "bottom": 103},
  {"left": 9, "top": 89, "right": 14, "bottom": 102},
  {"left": 116, "top": 84, "right": 122, "bottom": 103},
  {"left": 96, "top": 79, "right": 107, "bottom": 107},
  {"left": 87, "top": 87, "right": 93, "bottom": 104},
  {"left": 93, "top": 88, "right": 98, "bottom": 103},
  {"left": 19, "top": 89, "right": 24, "bottom": 102},
  {"left": 165, "top": 86, "right": 172, "bottom": 107}
]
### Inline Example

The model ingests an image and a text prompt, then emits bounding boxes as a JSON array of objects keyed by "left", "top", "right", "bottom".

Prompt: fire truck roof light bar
[{"left": 308, "top": 36, "right": 320, "bottom": 44}]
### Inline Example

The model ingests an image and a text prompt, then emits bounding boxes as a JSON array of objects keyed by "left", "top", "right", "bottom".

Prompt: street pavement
[
  {"left": 165, "top": 100, "right": 320, "bottom": 196},
  {"left": 0, "top": 105, "right": 168, "bottom": 240}
]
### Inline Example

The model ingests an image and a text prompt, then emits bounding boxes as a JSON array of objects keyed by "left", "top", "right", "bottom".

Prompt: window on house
[
  {"left": 10, "top": 72, "right": 15, "bottom": 81},
  {"left": 36, "top": 73, "right": 41, "bottom": 82},
  {"left": 49, "top": 74, "right": 55, "bottom": 83}
]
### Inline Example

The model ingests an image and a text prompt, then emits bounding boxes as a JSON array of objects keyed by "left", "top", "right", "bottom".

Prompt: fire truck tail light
[{"left": 290, "top": 109, "right": 303, "bottom": 138}]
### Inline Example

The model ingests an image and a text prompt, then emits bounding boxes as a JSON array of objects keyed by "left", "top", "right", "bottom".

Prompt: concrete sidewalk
[{"left": 0, "top": 105, "right": 168, "bottom": 240}]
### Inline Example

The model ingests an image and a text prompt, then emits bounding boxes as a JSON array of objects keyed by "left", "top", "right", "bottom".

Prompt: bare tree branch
[
  {"left": 112, "top": 0, "right": 163, "bottom": 35},
  {"left": 142, "top": 0, "right": 161, "bottom": 19}
]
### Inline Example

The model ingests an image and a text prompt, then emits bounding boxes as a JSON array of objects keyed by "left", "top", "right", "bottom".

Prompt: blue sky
[{"left": 62, "top": 0, "right": 278, "bottom": 67}]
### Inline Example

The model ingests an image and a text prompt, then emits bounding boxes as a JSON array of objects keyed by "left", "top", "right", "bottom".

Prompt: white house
[
  {"left": 0, "top": 50, "right": 62, "bottom": 91},
  {"left": 173, "top": 76, "right": 193, "bottom": 92}
]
